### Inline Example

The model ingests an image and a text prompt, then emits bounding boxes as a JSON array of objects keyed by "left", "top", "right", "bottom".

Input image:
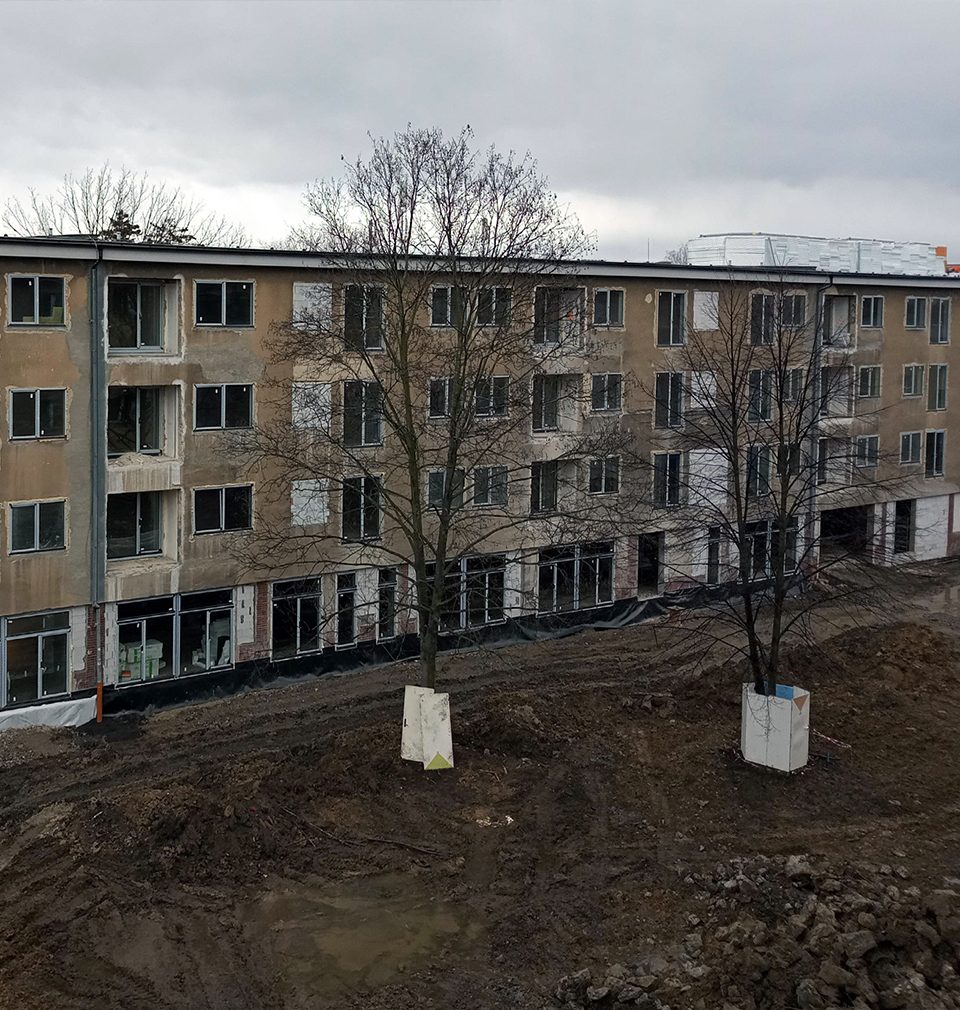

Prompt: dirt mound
[{"left": 553, "top": 856, "right": 960, "bottom": 1009}]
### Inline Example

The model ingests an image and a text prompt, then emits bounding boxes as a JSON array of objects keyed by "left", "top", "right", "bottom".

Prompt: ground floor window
[
  {"left": 743, "top": 518, "right": 798, "bottom": 578},
  {"left": 336, "top": 573, "right": 357, "bottom": 646},
  {"left": 538, "top": 542, "right": 613, "bottom": 613},
  {"left": 706, "top": 526, "right": 723, "bottom": 585},
  {"left": 378, "top": 568, "right": 397, "bottom": 640},
  {"left": 116, "top": 591, "right": 234, "bottom": 685},
  {"left": 2, "top": 611, "right": 69, "bottom": 706},
  {"left": 425, "top": 554, "right": 506, "bottom": 631},
  {"left": 272, "top": 579, "right": 322, "bottom": 659}
]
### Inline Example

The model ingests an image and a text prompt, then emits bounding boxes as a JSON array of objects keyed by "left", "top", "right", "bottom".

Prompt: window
[
  {"left": 855, "top": 435, "right": 879, "bottom": 468},
  {"left": 194, "top": 485, "right": 253, "bottom": 534},
  {"left": 475, "top": 375, "right": 508, "bottom": 417},
  {"left": 425, "top": 555, "right": 506, "bottom": 631},
  {"left": 108, "top": 280, "right": 164, "bottom": 349},
  {"left": 900, "top": 432, "right": 921, "bottom": 465},
  {"left": 894, "top": 500, "right": 915, "bottom": 555},
  {"left": 108, "top": 387, "right": 161, "bottom": 455},
  {"left": 657, "top": 291, "right": 685, "bottom": 346},
  {"left": 861, "top": 296, "right": 884, "bottom": 328},
  {"left": 431, "top": 286, "right": 465, "bottom": 327},
  {"left": 857, "top": 366, "right": 881, "bottom": 399},
  {"left": 538, "top": 542, "right": 613, "bottom": 613},
  {"left": 928, "top": 364, "right": 948, "bottom": 411},
  {"left": 931, "top": 298, "right": 950, "bottom": 344},
  {"left": 903, "top": 365, "right": 924, "bottom": 397},
  {"left": 782, "top": 368, "right": 804, "bottom": 403},
  {"left": 195, "top": 281, "right": 253, "bottom": 327},
  {"left": 427, "top": 468, "right": 465, "bottom": 509},
  {"left": 532, "top": 375, "right": 560, "bottom": 431},
  {"left": 817, "top": 438, "right": 848, "bottom": 485},
  {"left": 530, "top": 460, "right": 559, "bottom": 513},
  {"left": 751, "top": 293, "right": 774, "bottom": 345},
  {"left": 291, "top": 382, "right": 331, "bottom": 430},
  {"left": 478, "top": 287, "right": 512, "bottom": 326},
  {"left": 343, "top": 380, "right": 383, "bottom": 446},
  {"left": 377, "top": 568, "right": 398, "bottom": 639},
  {"left": 905, "top": 296, "right": 927, "bottom": 329},
  {"left": 179, "top": 590, "right": 234, "bottom": 675},
  {"left": 472, "top": 465, "right": 508, "bottom": 506},
  {"left": 653, "top": 452, "right": 681, "bottom": 506},
  {"left": 745, "top": 519, "right": 798, "bottom": 579},
  {"left": 344, "top": 285, "right": 384, "bottom": 350},
  {"left": 194, "top": 384, "right": 252, "bottom": 430},
  {"left": 335, "top": 573, "right": 357, "bottom": 646},
  {"left": 342, "top": 476, "right": 382, "bottom": 540},
  {"left": 820, "top": 366, "right": 853, "bottom": 417},
  {"left": 8, "top": 276, "right": 64, "bottom": 326},
  {"left": 535, "top": 287, "right": 583, "bottom": 344},
  {"left": 594, "top": 289, "right": 624, "bottom": 327},
  {"left": 776, "top": 442, "right": 801, "bottom": 477},
  {"left": 654, "top": 372, "right": 684, "bottom": 428},
  {"left": 9, "top": 389, "right": 65, "bottom": 440},
  {"left": 272, "top": 579, "right": 322, "bottom": 659},
  {"left": 106, "top": 492, "right": 161, "bottom": 559},
  {"left": 429, "top": 378, "right": 451, "bottom": 418},
  {"left": 588, "top": 456, "right": 620, "bottom": 494},
  {"left": 591, "top": 373, "right": 622, "bottom": 412},
  {"left": 10, "top": 501, "right": 65, "bottom": 553},
  {"left": 291, "top": 479, "right": 328, "bottom": 525},
  {"left": 637, "top": 532, "right": 663, "bottom": 594},
  {"left": 782, "top": 294, "right": 807, "bottom": 328},
  {"left": 706, "top": 526, "right": 722, "bottom": 585},
  {"left": 3, "top": 611, "right": 69, "bottom": 705},
  {"left": 747, "top": 369, "right": 772, "bottom": 421},
  {"left": 746, "top": 445, "right": 772, "bottom": 497},
  {"left": 925, "top": 430, "right": 945, "bottom": 478}
]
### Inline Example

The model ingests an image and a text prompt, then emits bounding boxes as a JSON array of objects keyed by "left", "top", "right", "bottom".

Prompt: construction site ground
[{"left": 1, "top": 561, "right": 959, "bottom": 1009}]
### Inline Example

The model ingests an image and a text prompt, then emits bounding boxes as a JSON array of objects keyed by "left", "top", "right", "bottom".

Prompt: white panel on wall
[
  {"left": 291, "top": 382, "right": 331, "bottom": 430},
  {"left": 693, "top": 290, "right": 719, "bottom": 330},
  {"left": 292, "top": 282, "right": 332, "bottom": 329},
  {"left": 235, "top": 585, "right": 256, "bottom": 645},
  {"left": 291, "top": 479, "right": 329, "bottom": 526},
  {"left": 687, "top": 448, "right": 729, "bottom": 507}
]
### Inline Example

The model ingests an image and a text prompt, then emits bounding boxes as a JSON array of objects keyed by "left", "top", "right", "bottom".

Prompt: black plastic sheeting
[{"left": 100, "top": 573, "right": 807, "bottom": 717}]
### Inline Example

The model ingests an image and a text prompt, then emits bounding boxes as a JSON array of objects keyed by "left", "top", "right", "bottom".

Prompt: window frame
[
  {"left": 193, "top": 484, "right": 254, "bottom": 535},
  {"left": 477, "top": 286, "right": 512, "bottom": 327},
  {"left": 341, "top": 475, "right": 383, "bottom": 541},
  {"left": 925, "top": 429, "right": 945, "bottom": 478},
  {"left": 537, "top": 541, "right": 614, "bottom": 614},
  {"left": 342, "top": 379, "right": 384, "bottom": 447},
  {"left": 930, "top": 297, "right": 950, "bottom": 345},
  {"left": 6, "top": 274, "right": 66, "bottom": 328},
  {"left": 271, "top": 578, "right": 323, "bottom": 659},
  {"left": 652, "top": 451, "right": 682, "bottom": 507},
  {"left": 8, "top": 499, "right": 66, "bottom": 554},
  {"left": 656, "top": 290, "right": 686, "bottom": 346},
  {"left": 532, "top": 374, "right": 561, "bottom": 433},
  {"left": 591, "top": 373, "right": 623, "bottom": 412},
  {"left": 474, "top": 375, "right": 509, "bottom": 418},
  {"left": 905, "top": 296, "right": 927, "bottom": 330},
  {"left": 107, "top": 385, "right": 164, "bottom": 457},
  {"left": 2, "top": 610, "right": 71, "bottom": 706},
  {"left": 344, "top": 284, "right": 385, "bottom": 350},
  {"left": 860, "top": 295, "right": 884, "bottom": 329},
  {"left": 530, "top": 460, "right": 560, "bottom": 514},
  {"left": 900, "top": 432, "right": 921, "bottom": 466},
  {"left": 107, "top": 278, "right": 168, "bottom": 351},
  {"left": 193, "top": 383, "right": 253, "bottom": 431},
  {"left": 854, "top": 434, "right": 879, "bottom": 469},
  {"left": 902, "top": 364, "right": 925, "bottom": 398},
  {"left": 857, "top": 365, "right": 881, "bottom": 400},
  {"left": 472, "top": 465, "right": 508, "bottom": 507},
  {"left": 8, "top": 388, "right": 66, "bottom": 440},
  {"left": 654, "top": 371, "right": 684, "bottom": 429},
  {"left": 194, "top": 280, "right": 255, "bottom": 328},
  {"left": 588, "top": 456, "right": 620, "bottom": 495},
  {"left": 750, "top": 292, "right": 775, "bottom": 346},
  {"left": 927, "top": 363, "right": 948, "bottom": 411},
  {"left": 106, "top": 491, "right": 163, "bottom": 560},
  {"left": 593, "top": 288, "right": 625, "bottom": 328}
]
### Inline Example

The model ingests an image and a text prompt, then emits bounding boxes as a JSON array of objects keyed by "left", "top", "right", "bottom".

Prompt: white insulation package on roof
[{"left": 687, "top": 234, "right": 947, "bottom": 276}]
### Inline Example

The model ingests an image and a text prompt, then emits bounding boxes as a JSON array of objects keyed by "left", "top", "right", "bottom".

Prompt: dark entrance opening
[{"left": 819, "top": 505, "right": 872, "bottom": 558}]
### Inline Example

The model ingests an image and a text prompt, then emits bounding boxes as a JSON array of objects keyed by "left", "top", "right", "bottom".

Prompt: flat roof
[{"left": 0, "top": 235, "right": 957, "bottom": 288}]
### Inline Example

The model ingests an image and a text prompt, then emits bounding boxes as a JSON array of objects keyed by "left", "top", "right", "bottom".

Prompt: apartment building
[{"left": 0, "top": 235, "right": 956, "bottom": 720}]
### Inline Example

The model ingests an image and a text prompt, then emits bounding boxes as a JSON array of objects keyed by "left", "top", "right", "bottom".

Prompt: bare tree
[
  {"left": 2, "top": 165, "right": 247, "bottom": 246},
  {"left": 665, "top": 243, "right": 689, "bottom": 265},
  {"left": 235, "top": 127, "right": 633, "bottom": 689},
  {"left": 636, "top": 276, "right": 911, "bottom": 695}
]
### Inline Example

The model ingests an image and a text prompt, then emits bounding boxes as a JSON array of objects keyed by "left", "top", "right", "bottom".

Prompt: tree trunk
[{"left": 420, "top": 620, "right": 439, "bottom": 692}]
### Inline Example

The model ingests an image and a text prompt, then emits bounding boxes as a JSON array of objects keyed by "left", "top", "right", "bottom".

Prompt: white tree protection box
[{"left": 740, "top": 683, "right": 810, "bottom": 772}]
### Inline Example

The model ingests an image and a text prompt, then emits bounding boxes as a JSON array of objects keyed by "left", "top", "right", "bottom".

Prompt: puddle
[{"left": 239, "top": 872, "right": 481, "bottom": 996}]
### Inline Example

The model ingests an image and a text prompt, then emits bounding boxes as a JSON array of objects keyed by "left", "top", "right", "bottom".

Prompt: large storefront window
[
  {"left": 539, "top": 542, "right": 614, "bottom": 613},
  {"left": 116, "top": 591, "right": 234, "bottom": 685},
  {"left": 424, "top": 555, "right": 506, "bottom": 632},
  {"left": 3, "top": 611, "right": 69, "bottom": 706},
  {"left": 271, "top": 579, "right": 322, "bottom": 659}
]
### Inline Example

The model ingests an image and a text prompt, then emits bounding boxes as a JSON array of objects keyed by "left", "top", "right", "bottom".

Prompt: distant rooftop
[{"left": 687, "top": 233, "right": 948, "bottom": 277}]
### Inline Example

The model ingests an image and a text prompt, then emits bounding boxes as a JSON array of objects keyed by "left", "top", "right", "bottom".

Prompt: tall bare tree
[
  {"left": 237, "top": 127, "right": 632, "bottom": 689},
  {"left": 637, "top": 276, "right": 910, "bottom": 695},
  {"left": 2, "top": 164, "right": 247, "bottom": 246}
]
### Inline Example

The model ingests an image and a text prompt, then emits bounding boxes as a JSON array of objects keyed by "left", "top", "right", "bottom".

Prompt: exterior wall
[{"left": 1, "top": 238, "right": 958, "bottom": 710}]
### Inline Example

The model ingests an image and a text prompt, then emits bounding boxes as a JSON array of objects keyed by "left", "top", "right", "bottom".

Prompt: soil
[{"left": 1, "top": 562, "right": 960, "bottom": 1009}]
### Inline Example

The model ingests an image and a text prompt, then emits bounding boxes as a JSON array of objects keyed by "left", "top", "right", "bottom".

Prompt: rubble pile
[{"left": 553, "top": 856, "right": 960, "bottom": 1010}]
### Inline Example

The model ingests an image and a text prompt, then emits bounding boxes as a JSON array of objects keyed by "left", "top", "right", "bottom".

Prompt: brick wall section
[
  {"left": 76, "top": 605, "right": 99, "bottom": 691},
  {"left": 237, "top": 582, "right": 271, "bottom": 663}
]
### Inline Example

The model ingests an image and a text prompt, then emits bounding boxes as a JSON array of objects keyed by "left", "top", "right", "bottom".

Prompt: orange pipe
[{"left": 96, "top": 682, "right": 103, "bottom": 723}]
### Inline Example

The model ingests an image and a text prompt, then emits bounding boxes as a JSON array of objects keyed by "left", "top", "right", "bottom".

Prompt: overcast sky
[{"left": 2, "top": 0, "right": 958, "bottom": 260}]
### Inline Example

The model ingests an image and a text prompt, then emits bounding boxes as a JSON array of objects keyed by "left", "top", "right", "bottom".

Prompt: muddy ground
[{"left": 1, "top": 563, "right": 959, "bottom": 1009}]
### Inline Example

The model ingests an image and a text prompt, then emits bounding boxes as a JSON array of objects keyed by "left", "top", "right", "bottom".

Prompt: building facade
[{"left": 0, "top": 237, "right": 957, "bottom": 715}]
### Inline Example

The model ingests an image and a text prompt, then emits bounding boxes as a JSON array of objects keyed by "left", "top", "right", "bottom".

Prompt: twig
[
  {"left": 811, "top": 728, "right": 851, "bottom": 749},
  {"left": 280, "top": 805, "right": 446, "bottom": 857}
]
